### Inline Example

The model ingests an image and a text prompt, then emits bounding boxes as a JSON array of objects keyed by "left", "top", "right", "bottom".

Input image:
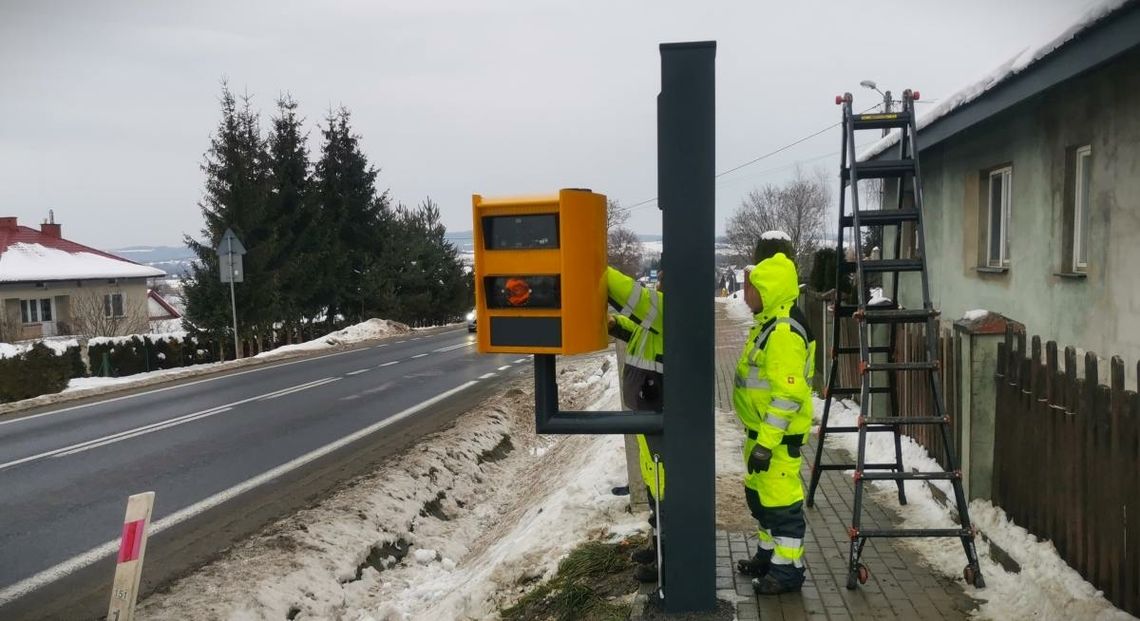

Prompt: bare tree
[
  {"left": 606, "top": 199, "right": 644, "bottom": 276},
  {"left": 726, "top": 168, "right": 830, "bottom": 269},
  {"left": 608, "top": 227, "right": 644, "bottom": 277},
  {"left": 70, "top": 291, "right": 148, "bottom": 338}
]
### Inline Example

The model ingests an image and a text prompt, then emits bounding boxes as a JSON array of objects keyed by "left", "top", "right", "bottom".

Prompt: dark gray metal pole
[{"left": 658, "top": 40, "right": 716, "bottom": 613}]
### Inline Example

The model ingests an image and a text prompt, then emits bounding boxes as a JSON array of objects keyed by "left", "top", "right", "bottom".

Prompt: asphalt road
[{"left": 0, "top": 327, "right": 526, "bottom": 619}]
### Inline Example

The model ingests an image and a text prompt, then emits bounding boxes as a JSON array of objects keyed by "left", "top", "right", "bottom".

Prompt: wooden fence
[
  {"left": 801, "top": 290, "right": 959, "bottom": 470},
  {"left": 994, "top": 328, "right": 1140, "bottom": 616}
]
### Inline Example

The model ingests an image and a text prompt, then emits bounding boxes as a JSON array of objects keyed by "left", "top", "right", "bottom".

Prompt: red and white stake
[{"left": 107, "top": 492, "right": 155, "bottom": 621}]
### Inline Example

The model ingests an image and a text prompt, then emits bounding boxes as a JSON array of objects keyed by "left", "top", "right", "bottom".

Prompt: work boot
[
  {"left": 634, "top": 563, "right": 659, "bottom": 583},
  {"left": 630, "top": 544, "right": 656, "bottom": 565},
  {"left": 752, "top": 573, "right": 804, "bottom": 595},
  {"left": 736, "top": 551, "right": 771, "bottom": 577}
]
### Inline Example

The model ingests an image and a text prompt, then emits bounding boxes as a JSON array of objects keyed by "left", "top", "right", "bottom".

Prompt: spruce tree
[{"left": 183, "top": 83, "right": 273, "bottom": 354}]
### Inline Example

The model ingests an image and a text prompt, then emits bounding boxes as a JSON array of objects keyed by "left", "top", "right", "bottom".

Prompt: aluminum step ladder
[{"left": 805, "top": 89, "right": 986, "bottom": 590}]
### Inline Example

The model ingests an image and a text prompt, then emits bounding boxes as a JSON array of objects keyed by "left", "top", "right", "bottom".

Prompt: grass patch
[{"left": 501, "top": 536, "right": 644, "bottom": 621}]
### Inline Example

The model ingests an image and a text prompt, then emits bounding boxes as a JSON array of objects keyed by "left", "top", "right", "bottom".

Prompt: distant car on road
[{"left": 466, "top": 310, "right": 477, "bottom": 332}]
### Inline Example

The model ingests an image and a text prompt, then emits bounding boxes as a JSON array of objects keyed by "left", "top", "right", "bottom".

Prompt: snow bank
[
  {"left": 818, "top": 398, "right": 1134, "bottom": 620},
  {"left": 137, "top": 354, "right": 636, "bottom": 620},
  {"left": 0, "top": 338, "right": 79, "bottom": 359},
  {"left": 0, "top": 242, "right": 164, "bottom": 282},
  {"left": 716, "top": 289, "right": 755, "bottom": 323},
  {"left": 259, "top": 318, "right": 411, "bottom": 358},
  {"left": 62, "top": 364, "right": 223, "bottom": 394},
  {"left": 860, "top": 0, "right": 1129, "bottom": 162}
]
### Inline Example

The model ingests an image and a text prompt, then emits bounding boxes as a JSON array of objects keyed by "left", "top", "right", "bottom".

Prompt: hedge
[
  {"left": 0, "top": 343, "right": 75, "bottom": 403},
  {"left": 88, "top": 333, "right": 218, "bottom": 378}
]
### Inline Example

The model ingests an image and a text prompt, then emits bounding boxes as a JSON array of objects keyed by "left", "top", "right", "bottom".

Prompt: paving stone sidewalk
[{"left": 714, "top": 303, "right": 979, "bottom": 620}]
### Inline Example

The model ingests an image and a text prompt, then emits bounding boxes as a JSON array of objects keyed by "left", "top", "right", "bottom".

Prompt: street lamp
[{"left": 860, "top": 79, "right": 892, "bottom": 113}]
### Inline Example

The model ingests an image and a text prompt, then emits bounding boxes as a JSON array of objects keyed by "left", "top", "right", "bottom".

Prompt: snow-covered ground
[
  {"left": 716, "top": 289, "right": 754, "bottom": 323},
  {"left": 819, "top": 398, "right": 1135, "bottom": 621},
  {"left": 137, "top": 354, "right": 644, "bottom": 621},
  {"left": 257, "top": 319, "right": 410, "bottom": 358}
]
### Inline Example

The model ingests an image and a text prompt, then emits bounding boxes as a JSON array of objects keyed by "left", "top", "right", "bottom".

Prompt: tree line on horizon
[{"left": 183, "top": 84, "right": 469, "bottom": 355}]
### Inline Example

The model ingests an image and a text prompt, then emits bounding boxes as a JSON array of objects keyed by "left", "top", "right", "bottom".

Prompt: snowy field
[
  {"left": 820, "top": 398, "right": 1135, "bottom": 621},
  {"left": 136, "top": 353, "right": 644, "bottom": 621}
]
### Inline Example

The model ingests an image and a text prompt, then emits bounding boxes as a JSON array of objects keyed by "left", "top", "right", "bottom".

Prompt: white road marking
[
  {"left": 514, "top": 358, "right": 528, "bottom": 364},
  {"left": 260, "top": 377, "right": 340, "bottom": 401},
  {"left": 0, "top": 347, "right": 371, "bottom": 428},
  {"left": 378, "top": 361, "right": 400, "bottom": 367},
  {"left": 411, "top": 353, "right": 428, "bottom": 359},
  {"left": 433, "top": 342, "right": 472, "bottom": 353},
  {"left": 373, "top": 344, "right": 389, "bottom": 349},
  {"left": 478, "top": 372, "right": 497, "bottom": 379},
  {"left": 54, "top": 408, "right": 235, "bottom": 457},
  {"left": 396, "top": 340, "right": 406, "bottom": 344},
  {"left": 254, "top": 378, "right": 336, "bottom": 401},
  {"left": 0, "top": 380, "right": 480, "bottom": 606},
  {"left": 498, "top": 365, "right": 512, "bottom": 371},
  {"left": 346, "top": 369, "right": 370, "bottom": 376}
]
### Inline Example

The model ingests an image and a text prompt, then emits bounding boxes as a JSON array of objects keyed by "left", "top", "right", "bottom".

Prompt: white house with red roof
[{"left": 0, "top": 214, "right": 166, "bottom": 340}]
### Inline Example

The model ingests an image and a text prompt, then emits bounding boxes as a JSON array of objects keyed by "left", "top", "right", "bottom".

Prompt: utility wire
[{"left": 621, "top": 103, "right": 881, "bottom": 212}]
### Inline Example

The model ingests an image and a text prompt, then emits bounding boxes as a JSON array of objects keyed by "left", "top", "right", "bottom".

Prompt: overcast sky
[{"left": 0, "top": 0, "right": 1091, "bottom": 249}]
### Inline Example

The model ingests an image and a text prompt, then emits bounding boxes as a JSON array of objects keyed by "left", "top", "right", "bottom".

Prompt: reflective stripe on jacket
[{"left": 732, "top": 253, "right": 816, "bottom": 451}]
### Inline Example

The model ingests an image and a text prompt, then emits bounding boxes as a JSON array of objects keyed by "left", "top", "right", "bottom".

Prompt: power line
[{"left": 622, "top": 103, "right": 880, "bottom": 212}]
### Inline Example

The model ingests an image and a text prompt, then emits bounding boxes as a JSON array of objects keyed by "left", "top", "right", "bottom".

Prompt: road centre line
[
  {"left": 378, "top": 361, "right": 400, "bottom": 367},
  {"left": 346, "top": 369, "right": 370, "bottom": 376},
  {"left": 411, "top": 353, "right": 429, "bottom": 359},
  {"left": 0, "top": 380, "right": 481, "bottom": 606},
  {"left": 0, "top": 377, "right": 341, "bottom": 473},
  {"left": 433, "top": 342, "right": 472, "bottom": 353},
  {"left": 514, "top": 358, "right": 528, "bottom": 364},
  {"left": 260, "top": 378, "right": 340, "bottom": 401},
  {"left": 0, "top": 341, "right": 400, "bottom": 428},
  {"left": 478, "top": 372, "right": 497, "bottom": 379},
  {"left": 498, "top": 365, "right": 512, "bottom": 371}
]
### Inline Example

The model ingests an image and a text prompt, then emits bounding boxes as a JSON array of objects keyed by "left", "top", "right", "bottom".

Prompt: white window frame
[
  {"left": 1073, "top": 146, "right": 1091, "bottom": 272},
  {"left": 986, "top": 167, "right": 1012, "bottom": 268},
  {"left": 104, "top": 293, "right": 125, "bottom": 318}
]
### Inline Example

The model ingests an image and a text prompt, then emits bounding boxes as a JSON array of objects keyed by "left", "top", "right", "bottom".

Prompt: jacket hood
[{"left": 749, "top": 252, "right": 800, "bottom": 318}]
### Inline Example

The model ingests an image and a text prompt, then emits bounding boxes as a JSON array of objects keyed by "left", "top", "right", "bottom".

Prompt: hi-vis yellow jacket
[{"left": 733, "top": 253, "right": 815, "bottom": 451}]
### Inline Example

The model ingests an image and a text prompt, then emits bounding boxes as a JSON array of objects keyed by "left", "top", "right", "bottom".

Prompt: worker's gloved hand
[
  {"left": 639, "top": 377, "right": 659, "bottom": 402},
  {"left": 747, "top": 445, "right": 773, "bottom": 474}
]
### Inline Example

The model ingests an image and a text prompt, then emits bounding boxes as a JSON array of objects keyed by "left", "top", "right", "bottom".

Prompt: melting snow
[{"left": 819, "top": 398, "right": 1134, "bottom": 620}]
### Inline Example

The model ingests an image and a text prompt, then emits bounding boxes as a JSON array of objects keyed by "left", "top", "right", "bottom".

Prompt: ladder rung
[
  {"left": 824, "top": 426, "right": 904, "bottom": 433},
  {"left": 835, "top": 302, "right": 898, "bottom": 316},
  {"left": 866, "top": 361, "right": 938, "bottom": 372},
  {"left": 840, "top": 209, "right": 920, "bottom": 227},
  {"left": 827, "top": 386, "right": 893, "bottom": 396},
  {"left": 864, "top": 416, "right": 948, "bottom": 426},
  {"left": 843, "top": 159, "right": 915, "bottom": 180},
  {"left": 851, "top": 111, "right": 912, "bottom": 131},
  {"left": 834, "top": 345, "right": 892, "bottom": 355},
  {"left": 862, "top": 308, "right": 937, "bottom": 324},
  {"left": 858, "top": 528, "right": 970, "bottom": 539},
  {"left": 814, "top": 463, "right": 900, "bottom": 471},
  {"left": 859, "top": 471, "right": 957, "bottom": 481},
  {"left": 841, "top": 259, "right": 925, "bottom": 274}
]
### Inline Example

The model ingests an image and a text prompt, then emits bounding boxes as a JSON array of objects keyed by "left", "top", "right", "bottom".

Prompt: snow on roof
[
  {"left": 0, "top": 242, "right": 165, "bottom": 282},
  {"left": 0, "top": 220, "right": 165, "bottom": 283},
  {"left": 760, "top": 230, "right": 791, "bottom": 241},
  {"left": 147, "top": 290, "right": 182, "bottom": 319},
  {"left": 859, "top": 0, "right": 1131, "bottom": 161}
]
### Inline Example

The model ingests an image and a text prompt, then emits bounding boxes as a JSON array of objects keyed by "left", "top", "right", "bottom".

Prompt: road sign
[{"left": 217, "top": 228, "right": 246, "bottom": 284}]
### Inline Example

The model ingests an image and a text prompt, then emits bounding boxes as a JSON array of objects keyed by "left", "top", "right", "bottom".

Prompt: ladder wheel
[
  {"left": 963, "top": 564, "right": 985, "bottom": 588},
  {"left": 846, "top": 563, "right": 869, "bottom": 589}
]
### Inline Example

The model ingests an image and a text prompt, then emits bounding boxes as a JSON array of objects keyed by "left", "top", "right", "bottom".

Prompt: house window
[
  {"left": 20, "top": 299, "right": 51, "bottom": 324},
  {"left": 986, "top": 167, "right": 1012, "bottom": 267},
  {"left": 104, "top": 293, "right": 125, "bottom": 318},
  {"left": 1072, "top": 146, "right": 1091, "bottom": 271}
]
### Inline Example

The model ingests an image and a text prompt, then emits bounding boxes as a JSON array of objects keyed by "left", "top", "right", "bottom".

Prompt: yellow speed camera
[{"left": 472, "top": 189, "right": 608, "bottom": 355}]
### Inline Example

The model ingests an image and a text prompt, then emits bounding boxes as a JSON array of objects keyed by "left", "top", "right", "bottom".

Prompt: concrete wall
[
  {"left": 0, "top": 279, "right": 150, "bottom": 340},
  {"left": 888, "top": 47, "right": 1140, "bottom": 370}
]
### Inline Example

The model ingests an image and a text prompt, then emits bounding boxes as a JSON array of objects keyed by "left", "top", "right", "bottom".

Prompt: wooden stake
[{"left": 107, "top": 492, "right": 155, "bottom": 621}]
